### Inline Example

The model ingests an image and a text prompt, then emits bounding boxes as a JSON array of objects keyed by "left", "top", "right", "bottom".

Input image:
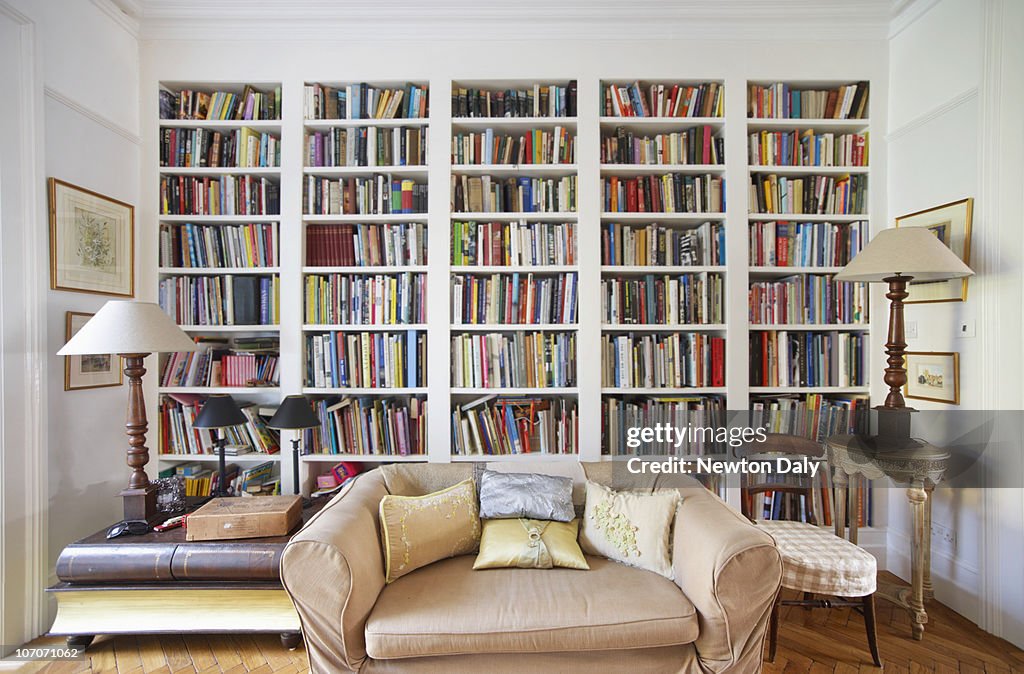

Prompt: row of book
[
  {"left": 750, "top": 393, "right": 869, "bottom": 442},
  {"left": 303, "top": 82, "right": 429, "bottom": 120},
  {"left": 749, "top": 173, "right": 867, "bottom": 216},
  {"left": 160, "top": 127, "right": 280, "bottom": 169},
  {"left": 304, "top": 273, "right": 426, "bottom": 325},
  {"left": 602, "top": 81, "right": 723, "bottom": 118},
  {"left": 452, "top": 395, "right": 578, "bottom": 456},
  {"left": 306, "top": 331, "right": 425, "bottom": 389},
  {"left": 159, "top": 222, "right": 278, "bottom": 269},
  {"left": 747, "top": 82, "right": 869, "bottom": 120},
  {"left": 749, "top": 220, "right": 867, "bottom": 267},
  {"left": 602, "top": 273, "right": 724, "bottom": 325},
  {"left": 603, "top": 395, "right": 726, "bottom": 456},
  {"left": 602, "top": 333, "right": 726, "bottom": 389},
  {"left": 304, "top": 126, "right": 427, "bottom": 168},
  {"left": 160, "top": 85, "right": 282, "bottom": 121},
  {"left": 161, "top": 348, "right": 280, "bottom": 388},
  {"left": 170, "top": 460, "right": 280, "bottom": 498},
  {"left": 748, "top": 129, "right": 868, "bottom": 168},
  {"left": 451, "top": 221, "right": 575, "bottom": 267},
  {"left": 451, "top": 175, "right": 577, "bottom": 214},
  {"left": 160, "top": 175, "right": 280, "bottom": 216},
  {"left": 450, "top": 273, "right": 578, "bottom": 325},
  {"left": 158, "top": 395, "right": 280, "bottom": 455},
  {"left": 602, "top": 221, "right": 725, "bottom": 267},
  {"left": 743, "top": 470, "right": 872, "bottom": 527},
  {"left": 601, "top": 126, "right": 723, "bottom": 165},
  {"left": 749, "top": 331, "right": 867, "bottom": 387},
  {"left": 603, "top": 174, "right": 725, "bottom": 214},
  {"left": 306, "top": 222, "right": 426, "bottom": 267},
  {"left": 305, "top": 396, "right": 426, "bottom": 456},
  {"left": 749, "top": 275, "right": 868, "bottom": 325},
  {"left": 453, "top": 83, "right": 577, "bottom": 119},
  {"left": 451, "top": 332, "right": 576, "bottom": 389},
  {"left": 304, "top": 175, "right": 427, "bottom": 215},
  {"left": 159, "top": 274, "right": 279, "bottom": 326},
  {"left": 451, "top": 128, "right": 575, "bottom": 165}
]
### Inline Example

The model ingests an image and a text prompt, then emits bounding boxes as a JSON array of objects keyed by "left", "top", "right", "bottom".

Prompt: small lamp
[
  {"left": 57, "top": 301, "right": 197, "bottom": 520},
  {"left": 267, "top": 395, "right": 320, "bottom": 501},
  {"left": 193, "top": 395, "right": 248, "bottom": 498},
  {"left": 834, "top": 227, "right": 973, "bottom": 442}
]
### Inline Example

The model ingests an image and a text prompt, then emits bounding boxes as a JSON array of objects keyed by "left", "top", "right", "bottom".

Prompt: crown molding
[
  {"left": 135, "top": 0, "right": 895, "bottom": 42},
  {"left": 888, "top": 0, "right": 941, "bottom": 38},
  {"left": 91, "top": 0, "right": 141, "bottom": 37}
]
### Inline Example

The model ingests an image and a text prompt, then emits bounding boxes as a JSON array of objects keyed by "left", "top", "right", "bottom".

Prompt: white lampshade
[
  {"left": 834, "top": 227, "right": 974, "bottom": 282},
  {"left": 57, "top": 301, "right": 197, "bottom": 355}
]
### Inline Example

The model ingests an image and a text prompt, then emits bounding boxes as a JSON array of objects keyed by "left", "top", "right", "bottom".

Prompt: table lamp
[
  {"left": 193, "top": 394, "right": 248, "bottom": 498},
  {"left": 267, "top": 395, "right": 320, "bottom": 501},
  {"left": 834, "top": 227, "right": 973, "bottom": 444},
  {"left": 57, "top": 301, "right": 197, "bottom": 521}
]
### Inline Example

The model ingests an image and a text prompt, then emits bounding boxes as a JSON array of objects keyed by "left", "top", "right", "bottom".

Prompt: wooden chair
[{"left": 740, "top": 434, "right": 882, "bottom": 668}]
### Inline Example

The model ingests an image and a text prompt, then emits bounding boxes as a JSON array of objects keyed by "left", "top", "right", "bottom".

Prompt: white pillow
[{"left": 578, "top": 480, "right": 680, "bottom": 579}]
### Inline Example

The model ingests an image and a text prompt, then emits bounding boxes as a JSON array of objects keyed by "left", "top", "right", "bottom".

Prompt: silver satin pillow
[{"left": 478, "top": 470, "right": 575, "bottom": 522}]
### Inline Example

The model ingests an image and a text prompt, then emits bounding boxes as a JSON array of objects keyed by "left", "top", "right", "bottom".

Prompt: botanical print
[{"left": 74, "top": 207, "right": 116, "bottom": 272}]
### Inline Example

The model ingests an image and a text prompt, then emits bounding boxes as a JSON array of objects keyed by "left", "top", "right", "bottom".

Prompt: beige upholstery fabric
[
  {"left": 579, "top": 480, "right": 679, "bottom": 579},
  {"left": 671, "top": 479, "right": 783, "bottom": 673},
  {"left": 758, "top": 520, "right": 877, "bottom": 596},
  {"left": 280, "top": 472, "right": 389, "bottom": 674},
  {"left": 379, "top": 463, "right": 474, "bottom": 496},
  {"left": 365, "top": 555, "right": 698, "bottom": 659},
  {"left": 359, "top": 645, "right": 702, "bottom": 674},
  {"left": 379, "top": 479, "right": 481, "bottom": 583}
]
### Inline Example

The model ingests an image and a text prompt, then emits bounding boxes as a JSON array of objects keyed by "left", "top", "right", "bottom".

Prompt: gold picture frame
[
  {"left": 894, "top": 197, "right": 972, "bottom": 303},
  {"left": 49, "top": 178, "right": 135, "bottom": 297},
  {"left": 904, "top": 351, "right": 959, "bottom": 405},
  {"left": 64, "top": 311, "right": 123, "bottom": 391}
]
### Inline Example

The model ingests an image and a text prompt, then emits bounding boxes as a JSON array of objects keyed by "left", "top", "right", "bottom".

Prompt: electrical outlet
[
  {"left": 905, "top": 321, "right": 918, "bottom": 339},
  {"left": 958, "top": 320, "right": 976, "bottom": 338},
  {"left": 931, "top": 523, "right": 957, "bottom": 553}
]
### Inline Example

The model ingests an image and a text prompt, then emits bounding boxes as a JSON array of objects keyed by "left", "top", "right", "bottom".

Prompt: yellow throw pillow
[
  {"left": 578, "top": 480, "right": 679, "bottom": 579},
  {"left": 379, "top": 478, "right": 481, "bottom": 583},
  {"left": 474, "top": 518, "right": 589, "bottom": 570}
]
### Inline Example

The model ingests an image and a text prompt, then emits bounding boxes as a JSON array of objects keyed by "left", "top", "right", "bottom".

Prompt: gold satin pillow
[
  {"left": 379, "top": 478, "right": 481, "bottom": 583},
  {"left": 473, "top": 518, "right": 589, "bottom": 570}
]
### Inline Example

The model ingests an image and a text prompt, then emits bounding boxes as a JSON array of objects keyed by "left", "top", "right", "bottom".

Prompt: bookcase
[{"left": 149, "top": 76, "right": 879, "bottom": 525}]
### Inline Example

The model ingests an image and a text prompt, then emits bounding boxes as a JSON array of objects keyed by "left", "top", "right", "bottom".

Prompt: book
[
  {"left": 160, "top": 127, "right": 280, "bottom": 168},
  {"left": 160, "top": 175, "right": 280, "bottom": 216},
  {"left": 450, "top": 272, "right": 577, "bottom": 325},
  {"left": 451, "top": 396, "right": 577, "bottom": 455},
  {"left": 748, "top": 274, "right": 868, "bottom": 325},
  {"left": 602, "top": 395, "right": 726, "bottom": 455},
  {"left": 304, "top": 396, "right": 426, "bottom": 456},
  {"left": 602, "top": 125, "right": 723, "bottom": 165},
  {"left": 159, "top": 275, "right": 279, "bottom": 326},
  {"left": 305, "top": 126, "right": 428, "bottom": 167},
  {"left": 602, "top": 81, "right": 723, "bottom": 118},
  {"left": 450, "top": 332, "right": 576, "bottom": 389},
  {"left": 748, "top": 220, "right": 868, "bottom": 267},
  {"left": 304, "top": 175, "right": 426, "bottom": 215},
  {"left": 602, "top": 272, "right": 724, "bottom": 325},
  {"left": 602, "top": 221, "right": 725, "bottom": 267},
  {"left": 748, "top": 81, "right": 869, "bottom": 120},
  {"left": 451, "top": 127, "right": 575, "bottom": 165},
  {"left": 451, "top": 220, "right": 575, "bottom": 267},
  {"left": 163, "top": 84, "right": 282, "bottom": 121},
  {"left": 602, "top": 174, "right": 724, "bottom": 213},
  {"left": 304, "top": 82, "right": 428, "bottom": 120},
  {"left": 304, "top": 272, "right": 426, "bottom": 325},
  {"left": 306, "top": 331, "right": 426, "bottom": 389},
  {"left": 601, "top": 333, "right": 725, "bottom": 388},
  {"left": 159, "top": 222, "right": 278, "bottom": 269},
  {"left": 748, "top": 173, "right": 867, "bottom": 215},
  {"left": 450, "top": 175, "right": 577, "bottom": 213},
  {"left": 749, "top": 129, "right": 868, "bottom": 168},
  {"left": 748, "top": 331, "right": 867, "bottom": 387},
  {"left": 452, "top": 82, "right": 576, "bottom": 119}
]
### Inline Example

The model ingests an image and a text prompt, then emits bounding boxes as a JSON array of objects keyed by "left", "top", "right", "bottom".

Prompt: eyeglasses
[{"left": 106, "top": 519, "right": 151, "bottom": 539}]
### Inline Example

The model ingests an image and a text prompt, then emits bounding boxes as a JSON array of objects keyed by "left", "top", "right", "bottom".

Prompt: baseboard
[{"left": 887, "top": 528, "right": 981, "bottom": 623}]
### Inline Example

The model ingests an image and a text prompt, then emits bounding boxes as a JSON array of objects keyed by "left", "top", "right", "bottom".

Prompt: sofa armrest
[
  {"left": 673, "top": 488, "right": 781, "bottom": 673},
  {"left": 281, "top": 471, "right": 389, "bottom": 673}
]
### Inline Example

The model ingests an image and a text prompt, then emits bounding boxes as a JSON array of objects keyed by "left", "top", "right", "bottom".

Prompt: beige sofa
[{"left": 281, "top": 462, "right": 782, "bottom": 673}]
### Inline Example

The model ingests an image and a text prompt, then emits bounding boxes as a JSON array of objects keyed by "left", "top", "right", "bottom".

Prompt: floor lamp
[
  {"left": 834, "top": 227, "right": 973, "bottom": 447},
  {"left": 57, "top": 301, "right": 197, "bottom": 521}
]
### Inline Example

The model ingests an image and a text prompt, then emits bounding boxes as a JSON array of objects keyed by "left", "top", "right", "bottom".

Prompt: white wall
[
  {"left": 0, "top": 0, "right": 141, "bottom": 640},
  {"left": 887, "top": 0, "right": 1024, "bottom": 645}
]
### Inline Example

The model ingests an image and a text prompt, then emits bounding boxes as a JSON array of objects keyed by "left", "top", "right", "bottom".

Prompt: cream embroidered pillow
[
  {"left": 379, "top": 479, "right": 481, "bottom": 583},
  {"left": 579, "top": 480, "right": 679, "bottom": 579}
]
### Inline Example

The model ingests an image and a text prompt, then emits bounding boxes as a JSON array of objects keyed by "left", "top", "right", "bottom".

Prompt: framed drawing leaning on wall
[
  {"left": 49, "top": 178, "right": 135, "bottom": 297},
  {"left": 895, "top": 197, "right": 973, "bottom": 303}
]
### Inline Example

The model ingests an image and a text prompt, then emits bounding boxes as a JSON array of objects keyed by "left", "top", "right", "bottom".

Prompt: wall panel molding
[{"left": 44, "top": 86, "right": 141, "bottom": 145}]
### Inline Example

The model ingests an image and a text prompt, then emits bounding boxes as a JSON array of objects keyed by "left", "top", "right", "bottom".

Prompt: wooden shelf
[
  {"left": 304, "top": 118, "right": 429, "bottom": 129},
  {"left": 748, "top": 324, "right": 870, "bottom": 331},
  {"left": 601, "top": 324, "right": 726, "bottom": 332},
  {"left": 158, "top": 386, "right": 281, "bottom": 394},
  {"left": 600, "top": 387, "right": 727, "bottom": 395},
  {"left": 177, "top": 325, "right": 280, "bottom": 332},
  {"left": 302, "top": 387, "right": 428, "bottom": 395},
  {"left": 746, "top": 118, "right": 870, "bottom": 131},
  {"left": 158, "top": 267, "right": 279, "bottom": 275},
  {"left": 452, "top": 116, "right": 578, "bottom": 127},
  {"left": 452, "top": 212, "right": 577, "bottom": 221},
  {"left": 747, "top": 213, "right": 867, "bottom": 222},
  {"left": 451, "top": 324, "right": 578, "bottom": 331},
  {"left": 303, "top": 265, "right": 427, "bottom": 274},
  {"left": 451, "top": 387, "right": 578, "bottom": 395},
  {"left": 159, "top": 119, "right": 282, "bottom": 131},
  {"left": 160, "top": 215, "right": 282, "bottom": 223},
  {"left": 748, "top": 165, "right": 868, "bottom": 175},
  {"left": 749, "top": 386, "right": 870, "bottom": 394},
  {"left": 158, "top": 167, "right": 280, "bottom": 176},
  {"left": 600, "top": 164, "right": 724, "bottom": 176},
  {"left": 451, "top": 265, "right": 577, "bottom": 273},
  {"left": 601, "top": 212, "right": 726, "bottom": 222},
  {"left": 303, "top": 214, "right": 428, "bottom": 224},
  {"left": 748, "top": 266, "right": 846, "bottom": 275},
  {"left": 599, "top": 116, "right": 724, "bottom": 129},
  {"left": 450, "top": 453, "right": 580, "bottom": 462},
  {"left": 302, "top": 165, "right": 428, "bottom": 176},
  {"left": 158, "top": 453, "right": 282, "bottom": 462},
  {"left": 602, "top": 265, "right": 726, "bottom": 274}
]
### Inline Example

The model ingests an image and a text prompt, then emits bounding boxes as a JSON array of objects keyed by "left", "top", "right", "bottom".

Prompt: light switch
[
  {"left": 958, "top": 320, "right": 976, "bottom": 338},
  {"left": 905, "top": 320, "right": 918, "bottom": 339}
]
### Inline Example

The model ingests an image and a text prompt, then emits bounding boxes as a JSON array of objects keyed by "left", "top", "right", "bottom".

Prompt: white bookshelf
[{"left": 146, "top": 75, "right": 881, "bottom": 535}]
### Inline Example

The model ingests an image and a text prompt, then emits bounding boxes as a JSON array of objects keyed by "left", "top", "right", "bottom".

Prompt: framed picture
[
  {"left": 49, "top": 178, "right": 134, "bottom": 297},
  {"left": 64, "top": 311, "right": 122, "bottom": 391},
  {"left": 904, "top": 351, "right": 959, "bottom": 405},
  {"left": 895, "top": 197, "right": 973, "bottom": 303}
]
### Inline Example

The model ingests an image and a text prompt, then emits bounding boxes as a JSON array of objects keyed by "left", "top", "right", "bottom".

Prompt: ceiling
[{"left": 101, "top": 0, "right": 935, "bottom": 41}]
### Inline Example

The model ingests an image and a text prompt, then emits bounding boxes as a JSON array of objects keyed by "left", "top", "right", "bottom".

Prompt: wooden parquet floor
[{"left": 19, "top": 573, "right": 1024, "bottom": 673}]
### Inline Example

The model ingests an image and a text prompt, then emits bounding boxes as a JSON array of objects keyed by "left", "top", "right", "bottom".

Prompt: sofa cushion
[{"left": 364, "top": 555, "right": 698, "bottom": 659}]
